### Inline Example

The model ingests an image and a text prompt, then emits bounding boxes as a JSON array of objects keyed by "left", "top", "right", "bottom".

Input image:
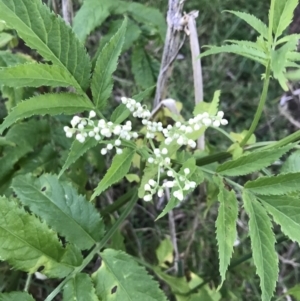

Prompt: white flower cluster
[
  {"left": 121, "top": 97, "right": 228, "bottom": 148},
  {"left": 143, "top": 167, "right": 197, "bottom": 202},
  {"left": 121, "top": 97, "right": 151, "bottom": 119},
  {"left": 144, "top": 111, "right": 228, "bottom": 148},
  {"left": 63, "top": 110, "right": 139, "bottom": 155}
]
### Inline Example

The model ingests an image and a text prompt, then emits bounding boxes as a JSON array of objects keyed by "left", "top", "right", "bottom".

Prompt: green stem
[
  {"left": 240, "top": 62, "right": 271, "bottom": 147},
  {"left": 268, "top": 0, "right": 275, "bottom": 48},
  {"left": 24, "top": 273, "right": 32, "bottom": 292},
  {"left": 45, "top": 191, "right": 138, "bottom": 301}
]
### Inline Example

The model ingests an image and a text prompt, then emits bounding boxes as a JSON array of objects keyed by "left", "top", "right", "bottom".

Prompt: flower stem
[{"left": 240, "top": 62, "right": 271, "bottom": 147}]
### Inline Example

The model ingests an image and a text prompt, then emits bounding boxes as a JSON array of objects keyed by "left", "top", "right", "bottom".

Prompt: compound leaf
[
  {"left": 243, "top": 190, "right": 278, "bottom": 301},
  {"left": 12, "top": 174, "right": 104, "bottom": 250},
  {"left": 92, "top": 249, "right": 167, "bottom": 301}
]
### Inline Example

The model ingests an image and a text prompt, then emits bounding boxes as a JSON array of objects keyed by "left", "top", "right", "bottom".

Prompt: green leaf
[
  {"left": 91, "top": 18, "right": 127, "bottom": 110},
  {"left": 225, "top": 10, "right": 268, "bottom": 39},
  {"left": 92, "top": 249, "right": 167, "bottom": 301},
  {"left": 59, "top": 137, "right": 99, "bottom": 177},
  {"left": 200, "top": 44, "right": 267, "bottom": 65},
  {"left": 0, "top": 92, "right": 94, "bottom": 134},
  {"left": 259, "top": 195, "right": 300, "bottom": 244},
  {"left": 63, "top": 273, "right": 99, "bottom": 301},
  {"left": 226, "top": 39, "right": 266, "bottom": 52},
  {"left": 281, "top": 150, "right": 300, "bottom": 172},
  {"left": 0, "top": 292, "right": 35, "bottom": 301},
  {"left": 0, "top": 196, "right": 82, "bottom": 278},
  {"left": 131, "top": 44, "right": 155, "bottom": 89},
  {"left": 275, "top": 0, "right": 299, "bottom": 39},
  {"left": 0, "top": 63, "right": 81, "bottom": 90},
  {"left": 156, "top": 237, "right": 174, "bottom": 267},
  {"left": 120, "top": 2, "right": 166, "bottom": 40},
  {"left": 91, "top": 148, "right": 135, "bottom": 200},
  {"left": 111, "top": 86, "right": 155, "bottom": 124},
  {"left": 243, "top": 190, "right": 278, "bottom": 301},
  {"left": 0, "top": 32, "right": 13, "bottom": 48},
  {"left": 245, "top": 172, "right": 300, "bottom": 195},
  {"left": 0, "top": 0, "right": 91, "bottom": 90},
  {"left": 156, "top": 158, "right": 204, "bottom": 220},
  {"left": 73, "top": 0, "right": 117, "bottom": 42},
  {"left": 12, "top": 174, "right": 104, "bottom": 250},
  {"left": 0, "top": 51, "right": 29, "bottom": 67},
  {"left": 217, "top": 143, "right": 295, "bottom": 176},
  {"left": 214, "top": 175, "right": 238, "bottom": 288},
  {"left": 273, "top": 1, "right": 287, "bottom": 35}
]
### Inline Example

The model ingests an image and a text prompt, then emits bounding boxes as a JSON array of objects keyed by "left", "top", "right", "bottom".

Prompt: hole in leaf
[
  {"left": 111, "top": 286, "right": 118, "bottom": 294},
  {"left": 37, "top": 266, "right": 45, "bottom": 272}
]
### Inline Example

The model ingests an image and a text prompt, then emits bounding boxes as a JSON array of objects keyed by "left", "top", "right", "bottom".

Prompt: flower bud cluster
[
  {"left": 121, "top": 97, "right": 151, "bottom": 119},
  {"left": 63, "top": 110, "right": 139, "bottom": 155},
  {"left": 143, "top": 167, "right": 197, "bottom": 202}
]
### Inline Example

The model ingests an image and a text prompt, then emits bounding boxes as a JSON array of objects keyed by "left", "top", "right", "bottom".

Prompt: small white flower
[
  {"left": 221, "top": 119, "right": 228, "bottom": 125},
  {"left": 165, "top": 137, "right": 173, "bottom": 145},
  {"left": 154, "top": 149, "right": 160, "bottom": 156},
  {"left": 95, "top": 134, "right": 101, "bottom": 141},
  {"left": 194, "top": 124, "right": 200, "bottom": 131},
  {"left": 148, "top": 157, "right": 154, "bottom": 164},
  {"left": 144, "top": 184, "right": 151, "bottom": 191},
  {"left": 113, "top": 125, "right": 121, "bottom": 135},
  {"left": 88, "top": 131, "right": 95, "bottom": 137},
  {"left": 89, "top": 110, "right": 96, "bottom": 118},
  {"left": 184, "top": 168, "right": 190, "bottom": 175},
  {"left": 93, "top": 127, "right": 100, "bottom": 133},
  {"left": 66, "top": 132, "right": 73, "bottom": 138},
  {"left": 115, "top": 139, "right": 121, "bottom": 146},
  {"left": 217, "top": 111, "right": 224, "bottom": 118},
  {"left": 163, "top": 181, "right": 174, "bottom": 188},
  {"left": 157, "top": 189, "right": 164, "bottom": 197},
  {"left": 183, "top": 183, "right": 190, "bottom": 190},
  {"left": 101, "top": 148, "right": 107, "bottom": 155},
  {"left": 164, "top": 157, "right": 171, "bottom": 165},
  {"left": 185, "top": 126, "right": 193, "bottom": 133},
  {"left": 78, "top": 124, "right": 84, "bottom": 130},
  {"left": 143, "top": 194, "right": 152, "bottom": 202},
  {"left": 188, "top": 139, "right": 196, "bottom": 148},
  {"left": 148, "top": 179, "right": 156, "bottom": 187},
  {"left": 173, "top": 190, "right": 183, "bottom": 201},
  {"left": 63, "top": 126, "right": 70, "bottom": 132},
  {"left": 80, "top": 120, "right": 87, "bottom": 126},
  {"left": 132, "top": 132, "right": 138, "bottom": 139},
  {"left": 175, "top": 121, "right": 181, "bottom": 128},
  {"left": 107, "top": 143, "right": 113, "bottom": 150},
  {"left": 177, "top": 136, "right": 184, "bottom": 145},
  {"left": 121, "top": 97, "right": 127, "bottom": 104},
  {"left": 161, "top": 148, "right": 168, "bottom": 155},
  {"left": 189, "top": 181, "right": 197, "bottom": 188},
  {"left": 202, "top": 118, "right": 212, "bottom": 126},
  {"left": 167, "top": 170, "right": 174, "bottom": 177},
  {"left": 116, "top": 148, "right": 123, "bottom": 154},
  {"left": 213, "top": 120, "right": 221, "bottom": 127},
  {"left": 71, "top": 116, "right": 81, "bottom": 127},
  {"left": 167, "top": 125, "right": 173, "bottom": 130},
  {"left": 179, "top": 176, "right": 185, "bottom": 181}
]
